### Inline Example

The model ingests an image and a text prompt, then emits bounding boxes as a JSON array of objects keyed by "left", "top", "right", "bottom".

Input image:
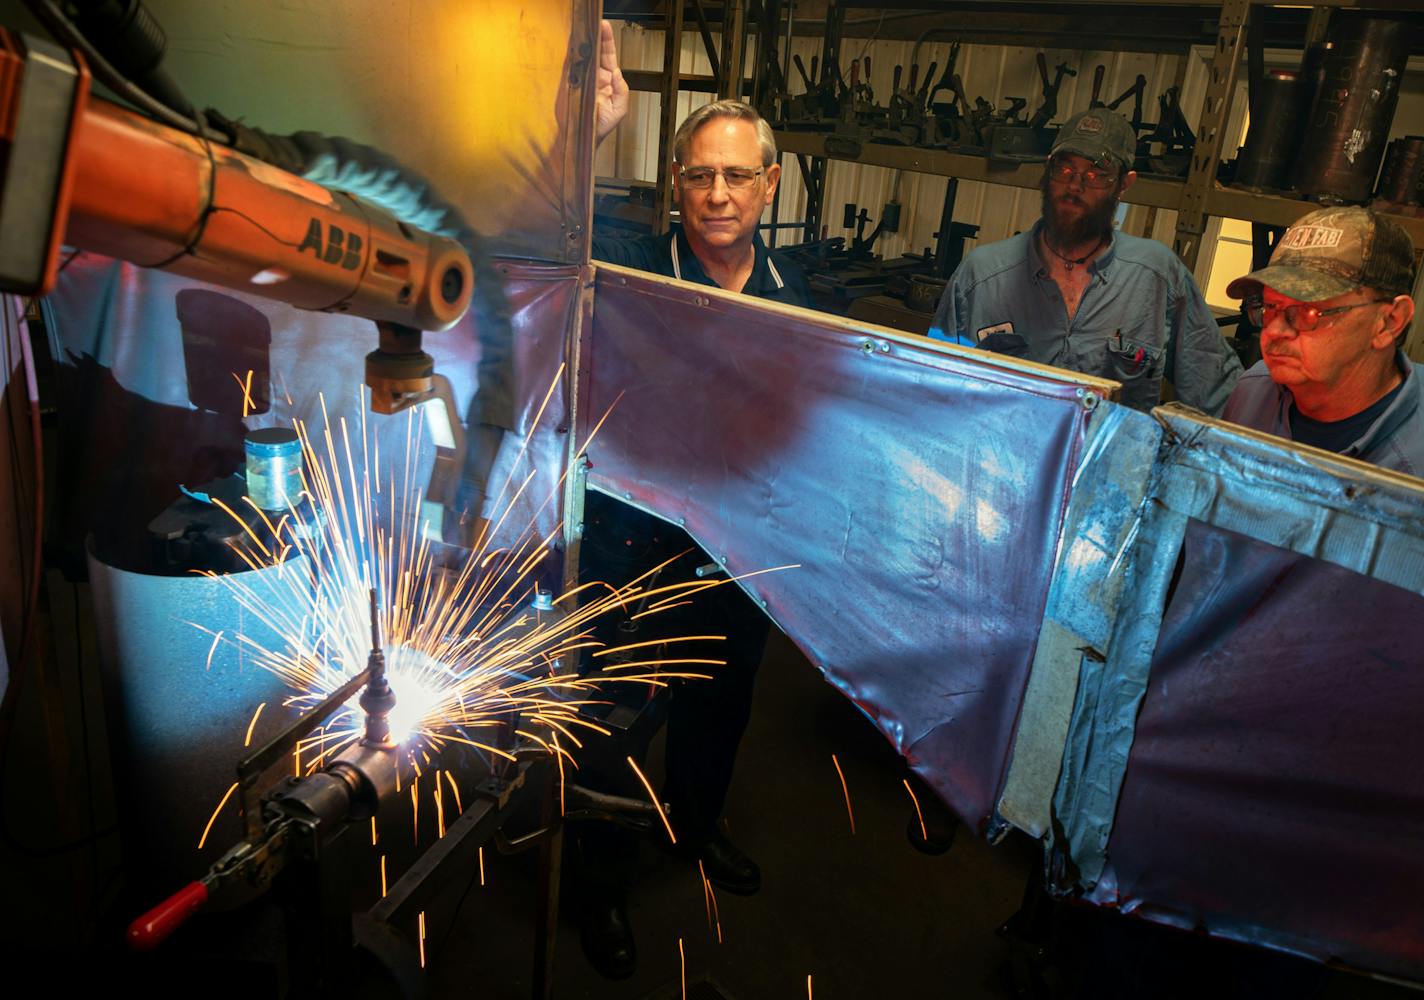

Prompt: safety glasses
[
  {"left": 1245, "top": 298, "right": 1392, "bottom": 332},
  {"left": 1046, "top": 156, "right": 1118, "bottom": 190}
]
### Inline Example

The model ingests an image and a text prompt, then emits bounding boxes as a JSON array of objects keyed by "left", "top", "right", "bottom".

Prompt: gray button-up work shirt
[
  {"left": 929, "top": 222, "right": 1242, "bottom": 414},
  {"left": 1222, "top": 352, "right": 1424, "bottom": 477}
]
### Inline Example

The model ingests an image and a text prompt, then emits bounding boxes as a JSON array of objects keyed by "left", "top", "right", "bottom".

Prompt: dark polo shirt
[{"left": 592, "top": 224, "right": 812, "bottom": 308}]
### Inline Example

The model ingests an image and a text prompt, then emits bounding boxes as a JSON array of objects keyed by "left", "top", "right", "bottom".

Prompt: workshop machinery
[{"left": 0, "top": 13, "right": 473, "bottom": 416}]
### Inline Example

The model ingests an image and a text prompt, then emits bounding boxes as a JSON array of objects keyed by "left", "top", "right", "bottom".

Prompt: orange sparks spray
[
  {"left": 554, "top": 733, "right": 566, "bottom": 816},
  {"left": 832, "top": 754, "right": 855, "bottom": 834},
  {"left": 243, "top": 702, "right": 266, "bottom": 747},
  {"left": 435, "top": 779, "right": 446, "bottom": 839},
  {"left": 695, "top": 859, "right": 724, "bottom": 942},
  {"left": 198, "top": 781, "right": 239, "bottom": 849},
  {"left": 903, "top": 777, "right": 928, "bottom": 843},
  {"left": 698, "top": 860, "right": 713, "bottom": 929},
  {"left": 189, "top": 371, "right": 800, "bottom": 900},
  {"left": 443, "top": 769, "right": 463, "bottom": 815},
  {"left": 204, "top": 630, "right": 224, "bottom": 672},
  {"left": 627, "top": 756, "right": 675, "bottom": 844}
]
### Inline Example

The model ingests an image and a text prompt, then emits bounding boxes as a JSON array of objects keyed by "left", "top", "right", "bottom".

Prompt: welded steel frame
[
  {"left": 748, "top": 0, "right": 780, "bottom": 108},
  {"left": 719, "top": 0, "right": 748, "bottom": 100},
  {"left": 794, "top": 150, "right": 828, "bottom": 240},
  {"left": 536, "top": 262, "right": 597, "bottom": 1000},
  {"left": 1171, "top": 0, "right": 1249, "bottom": 269},
  {"left": 653, "top": 1, "right": 687, "bottom": 235},
  {"left": 567, "top": 212, "right": 1424, "bottom": 969}
]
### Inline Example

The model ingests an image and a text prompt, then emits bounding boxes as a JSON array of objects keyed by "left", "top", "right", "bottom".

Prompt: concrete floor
[
  {"left": 423, "top": 629, "right": 1423, "bottom": 1000},
  {"left": 427, "top": 629, "right": 1041, "bottom": 1000}
]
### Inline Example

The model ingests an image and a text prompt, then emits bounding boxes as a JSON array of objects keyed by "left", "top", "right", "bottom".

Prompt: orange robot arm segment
[{"left": 65, "top": 98, "right": 472, "bottom": 331}]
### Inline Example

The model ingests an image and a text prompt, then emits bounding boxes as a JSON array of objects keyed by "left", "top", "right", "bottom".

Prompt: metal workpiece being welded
[{"left": 358, "top": 587, "right": 399, "bottom": 749}]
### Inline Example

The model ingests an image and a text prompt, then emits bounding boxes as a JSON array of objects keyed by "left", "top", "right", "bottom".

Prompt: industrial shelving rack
[
  {"left": 763, "top": 0, "right": 1424, "bottom": 272},
  {"left": 608, "top": 0, "right": 1423, "bottom": 273}
]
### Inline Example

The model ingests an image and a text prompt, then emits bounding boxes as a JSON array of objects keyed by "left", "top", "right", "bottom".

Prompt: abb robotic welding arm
[{"left": 0, "top": 22, "right": 474, "bottom": 414}]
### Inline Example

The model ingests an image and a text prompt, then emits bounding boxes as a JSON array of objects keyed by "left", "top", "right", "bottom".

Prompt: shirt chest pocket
[{"left": 1104, "top": 338, "right": 1166, "bottom": 411}]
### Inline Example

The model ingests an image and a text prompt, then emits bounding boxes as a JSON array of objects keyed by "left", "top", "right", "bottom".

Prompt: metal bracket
[
  {"left": 475, "top": 767, "right": 526, "bottom": 811},
  {"left": 0, "top": 32, "right": 89, "bottom": 294},
  {"left": 565, "top": 454, "right": 589, "bottom": 543}
]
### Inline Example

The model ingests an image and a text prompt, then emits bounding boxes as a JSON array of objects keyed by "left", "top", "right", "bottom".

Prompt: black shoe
[
  {"left": 580, "top": 901, "right": 637, "bottom": 980},
  {"left": 694, "top": 832, "right": 761, "bottom": 895},
  {"left": 906, "top": 815, "right": 957, "bottom": 856}
]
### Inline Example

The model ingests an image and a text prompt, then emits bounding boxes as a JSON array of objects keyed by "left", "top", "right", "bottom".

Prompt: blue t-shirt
[{"left": 928, "top": 222, "right": 1242, "bottom": 414}]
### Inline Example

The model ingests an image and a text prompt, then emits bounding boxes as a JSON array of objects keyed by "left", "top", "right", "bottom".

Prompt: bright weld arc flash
[{"left": 345, "top": 646, "right": 455, "bottom": 746}]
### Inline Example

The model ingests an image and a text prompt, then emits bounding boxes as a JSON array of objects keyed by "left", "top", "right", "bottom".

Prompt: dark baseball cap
[
  {"left": 1051, "top": 110, "right": 1137, "bottom": 172},
  {"left": 1226, "top": 206, "right": 1417, "bottom": 302}
]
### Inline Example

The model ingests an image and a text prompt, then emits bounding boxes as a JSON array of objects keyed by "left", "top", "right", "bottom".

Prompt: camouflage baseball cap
[
  {"left": 1226, "top": 206, "right": 1417, "bottom": 302},
  {"left": 1051, "top": 110, "right": 1138, "bottom": 172}
]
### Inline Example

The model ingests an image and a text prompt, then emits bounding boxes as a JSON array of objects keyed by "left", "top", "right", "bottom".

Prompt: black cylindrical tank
[
  {"left": 1291, "top": 18, "right": 1410, "bottom": 204},
  {"left": 1236, "top": 69, "right": 1304, "bottom": 190},
  {"left": 1376, "top": 136, "right": 1424, "bottom": 207},
  {"left": 1297, "top": 40, "right": 1332, "bottom": 115}
]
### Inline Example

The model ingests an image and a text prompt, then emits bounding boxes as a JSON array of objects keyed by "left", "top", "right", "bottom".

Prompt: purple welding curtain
[
  {"left": 584, "top": 268, "right": 1096, "bottom": 831},
  {"left": 1093, "top": 520, "right": 1424, "bottom": 980}
]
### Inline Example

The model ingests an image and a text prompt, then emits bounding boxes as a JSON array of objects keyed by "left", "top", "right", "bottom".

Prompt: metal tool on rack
[
  {"left": 921, "top": 43, "right": 975, "bottom": 150},
  {"left": 1139, "top": 86, "right": 1195, "bottom": 176},
  {"left": 986, "top": 53, "right": 1075, "bottom": 160},
  {"left": 1106, "top": 73, "right": 1147, "bottom": 133},
  {"left": 1027, "top": 54, "right": 1075, "bottom": 132},
  {"left": 786, "top": 53, "right": 839, "bottom": 128}
]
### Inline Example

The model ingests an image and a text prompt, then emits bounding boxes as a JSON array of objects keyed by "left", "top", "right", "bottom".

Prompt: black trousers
[{"left": 572, "top": 491, "right": 770, "bottom": 897}]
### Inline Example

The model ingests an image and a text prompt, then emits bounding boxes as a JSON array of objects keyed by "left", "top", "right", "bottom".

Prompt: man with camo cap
[
  {"left": 929, "top": 108, "right": 1242, "bottom": 412},
  {"left": 1223, "top": 206, "right": 1421, "bottom": 475}
]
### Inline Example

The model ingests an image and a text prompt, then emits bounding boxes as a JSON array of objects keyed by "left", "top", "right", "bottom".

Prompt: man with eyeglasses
[
  {"left": 561, "top": 24, "right": 810, "bottom": 982},
  {"left": 591, "top": 25, "right": 810, "bottom": 306},
  {"left": 928, "top": 109, "right": 1242, "bottom": 413},
  {"left": 1221, "top": 206, "right": 1420, "bottom": 473}
]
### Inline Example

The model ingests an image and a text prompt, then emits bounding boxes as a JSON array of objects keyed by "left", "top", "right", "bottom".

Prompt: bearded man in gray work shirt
[{"left": 928, "top": 109, "right": 1242, "bottom": 413}]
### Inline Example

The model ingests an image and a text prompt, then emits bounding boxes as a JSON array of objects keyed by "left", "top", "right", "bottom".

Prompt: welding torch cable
[{"left": 22, "top": 0, "right": 226, "bottom": 142}]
